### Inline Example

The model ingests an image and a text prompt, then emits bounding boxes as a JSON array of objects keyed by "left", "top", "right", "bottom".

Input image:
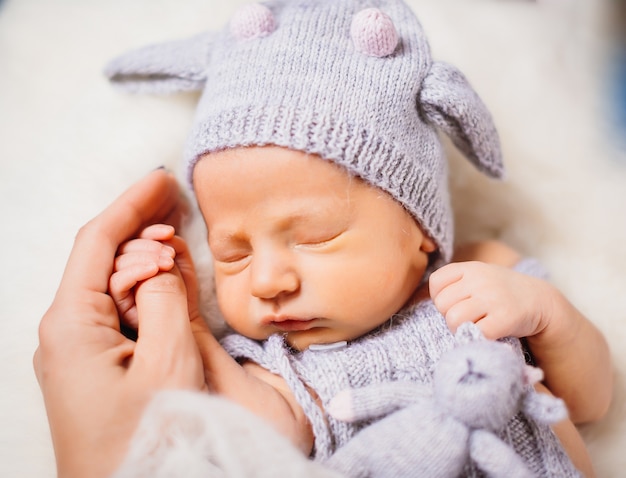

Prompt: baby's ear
[
  {"left": 104, "top": 32, "right": 215, "bottom": 94},
  {"left": 419, "top": 61, "right": 504, "bottom": 179}
]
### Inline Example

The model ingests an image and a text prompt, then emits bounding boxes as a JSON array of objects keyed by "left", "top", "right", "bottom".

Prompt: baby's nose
[{"left": 249, "top": 249, "right": 300, "bottom": 300}]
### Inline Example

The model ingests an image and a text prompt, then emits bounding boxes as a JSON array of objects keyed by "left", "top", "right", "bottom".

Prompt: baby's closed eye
[{"left": 294, "top": 229, "right": 345, "bottom": 248}]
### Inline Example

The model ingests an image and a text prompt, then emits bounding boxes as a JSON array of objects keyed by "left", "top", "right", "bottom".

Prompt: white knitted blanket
[{"left": 2, "top": 0, "right": 625, "bottom": 476}]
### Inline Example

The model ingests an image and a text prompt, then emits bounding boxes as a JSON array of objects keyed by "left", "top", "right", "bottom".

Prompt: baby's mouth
[
  {"left": 271, "top": 318, "right": 317, "bottom": 332},
  {"left": 263, "top": 315, "right": 319, "bottom": 332}
]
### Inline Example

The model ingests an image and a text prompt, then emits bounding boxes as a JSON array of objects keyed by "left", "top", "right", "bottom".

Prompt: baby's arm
[
  {"left": 209, "top": 359, "right": 315, "bottom": 454},
  {"left": 109, "top": 226, "right": 315, "bottom": 453},
  {"left": 430, "top": 240, "right": 612, "bottom": 424}
]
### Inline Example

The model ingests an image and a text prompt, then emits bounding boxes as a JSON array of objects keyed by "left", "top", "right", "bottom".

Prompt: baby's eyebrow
[
  {"left": 274, "top": 202, "right": 351, "bottom": 230},
  {"left": 208, "top": 230, "right": 248, "bottom": 247}
]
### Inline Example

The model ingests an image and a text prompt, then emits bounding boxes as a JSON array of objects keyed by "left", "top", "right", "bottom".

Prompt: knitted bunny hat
[{"left": 106, "top": 0, "right": 504, "bottom": 265}]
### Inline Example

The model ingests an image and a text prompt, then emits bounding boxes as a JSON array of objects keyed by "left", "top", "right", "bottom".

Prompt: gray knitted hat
[{"left": 106, "top": 0, "right": 504, "bottom": 265}]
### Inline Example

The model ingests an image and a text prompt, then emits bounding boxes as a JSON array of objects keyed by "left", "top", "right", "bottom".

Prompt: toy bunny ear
[
  {"left": 420, "top": 61, "right": 505, "bottom": 179},
  {"left": 104, "top": 32, "right": 215, "bottom": 94},
  {"left": 454, "top": 322, "right": 485, "bottom": 345}
]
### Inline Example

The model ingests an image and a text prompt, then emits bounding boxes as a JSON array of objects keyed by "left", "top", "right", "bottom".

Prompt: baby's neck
[{"left": 406, "top": 282, "right": 430, "bottom": 308}]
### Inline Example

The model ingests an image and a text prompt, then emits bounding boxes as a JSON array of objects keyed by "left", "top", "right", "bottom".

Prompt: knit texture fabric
[
  {"left": 220, "top": 259, "right": 581, "bottom": 476},
  {"left": 322, "top": 323, "right": 569, "bottom": 477},
  {"left": 105, "top": 0, "right": 504, "bottom": 265}
]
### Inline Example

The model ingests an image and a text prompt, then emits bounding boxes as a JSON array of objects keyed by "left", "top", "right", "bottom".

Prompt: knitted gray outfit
[
  {"left": 105, "top": 0, "right": 504, "bottom": 266},
  {"left": 221, "top": 259, "right": 580, "bottom": 476}
]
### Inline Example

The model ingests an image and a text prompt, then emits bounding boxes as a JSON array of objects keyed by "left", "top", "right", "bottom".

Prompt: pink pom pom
[
  {"left": 351, "top": 8, "right": 398, "bottom": 58},
  {"left": 230, "top": 3, "right": 276, "bottom": 41}
]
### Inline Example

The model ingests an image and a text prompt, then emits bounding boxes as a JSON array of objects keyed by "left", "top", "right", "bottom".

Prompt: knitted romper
[{"left": 220, "top": 259, "right": 581, "bottom": 477}]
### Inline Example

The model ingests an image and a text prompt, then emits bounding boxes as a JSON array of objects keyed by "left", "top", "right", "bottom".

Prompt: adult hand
[{"left": 34, "top": 170, "right": 207, "bottom": 478}]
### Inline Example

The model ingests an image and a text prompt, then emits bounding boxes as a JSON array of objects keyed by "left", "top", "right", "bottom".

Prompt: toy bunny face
[{"left": 434, "top": 340, "right": 525, "bottom": 431}]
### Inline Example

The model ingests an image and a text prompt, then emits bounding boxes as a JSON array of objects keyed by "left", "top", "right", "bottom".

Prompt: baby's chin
[{"left": 283, "top": 328, "right": 362, "bottom": 352}]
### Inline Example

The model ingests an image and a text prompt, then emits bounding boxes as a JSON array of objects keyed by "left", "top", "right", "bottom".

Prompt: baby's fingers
[
  {"left": 441, "top": 298, "right": 487, "bottom": 333},
  {"left": 117, "top": 235, "right": 175, "bottom": 257},
  {"left": 115, "top": 237, "right": 175, "bottom": 271},
  {"left": 109, "top": 262, "right": 161, "bottom": 328},
  {"left": 429, "top": 262, "right": 465, "bottom": 299},
  {"left": 110, "top": 262, "right": 160, "bottom": 297},
  {"left": 429, "top": 271, "right": 469, "bottom": 317}
]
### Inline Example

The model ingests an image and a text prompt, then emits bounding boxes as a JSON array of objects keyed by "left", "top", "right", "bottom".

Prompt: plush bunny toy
[{"left": 325, "top": 323, "right": 568, "bottom": 478}]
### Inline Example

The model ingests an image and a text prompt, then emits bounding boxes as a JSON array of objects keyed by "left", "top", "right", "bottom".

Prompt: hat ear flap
[
  {"left": 104, "top": 32, "right": 215, "bottom": 94},
  {"left": 420, "top": 61, "right": 505, "bottom": 179}
]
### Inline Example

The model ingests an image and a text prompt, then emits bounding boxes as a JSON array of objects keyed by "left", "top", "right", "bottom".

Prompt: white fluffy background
[{"left": 1, "top": 0, "right": 625, "bottom": 476}]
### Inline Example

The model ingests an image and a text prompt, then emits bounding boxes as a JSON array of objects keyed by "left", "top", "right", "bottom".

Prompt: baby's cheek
[
  {"left": 327, "top": 276, "right": 392, "bottom": 326},
  {"left": 214, "top": 278, "right": 242, "bottom": 322},
  {"left": 215, "top": 276, "right": 264, "bottom": 336}
]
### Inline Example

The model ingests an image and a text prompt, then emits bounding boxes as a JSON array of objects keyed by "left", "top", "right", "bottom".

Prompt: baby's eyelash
[
  {"left": 296, "top": 231, "right": 344, "bottom": 247},
  {"left": 213, "top": 252, "right": 251, "bottom": 275},
  {"left": 215, "top": 252, "right": 250, "bottom": 263}
]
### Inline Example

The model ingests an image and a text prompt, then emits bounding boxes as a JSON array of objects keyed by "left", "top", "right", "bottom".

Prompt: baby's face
[{"left": 193, "top": 146, "right": 435, "bottom": 351}]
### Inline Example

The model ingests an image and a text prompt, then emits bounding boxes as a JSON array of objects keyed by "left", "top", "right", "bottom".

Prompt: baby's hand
[
  {"left": 109, "top": 224, "right": 177, "bottom": 329},
  {"left": 429, "top": 261, "right": 552, "bottom": 340}
]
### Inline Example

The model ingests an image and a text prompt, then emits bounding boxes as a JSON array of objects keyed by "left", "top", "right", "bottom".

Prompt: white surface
[{"left": 1, "top": 0, "right": 625, "bottom": 476}]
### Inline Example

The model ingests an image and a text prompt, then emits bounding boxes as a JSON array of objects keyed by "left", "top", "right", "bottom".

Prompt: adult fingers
[
  {"left": 132, "top": 268, "right": 204, "bottom": 388},
  {"left": 160, "top": 191, "right": 192, "bottom": 232},
  {"left": 57, "top": 170, "right": 180, "bottom": 303},
  {"left": 138, "top": 223, "right": 176, "bottom": 241},
  {"left": 166, "top": 236, "right": 197, "bottom": 289}
]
